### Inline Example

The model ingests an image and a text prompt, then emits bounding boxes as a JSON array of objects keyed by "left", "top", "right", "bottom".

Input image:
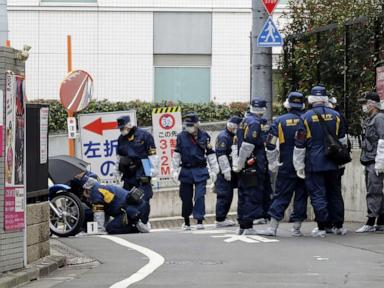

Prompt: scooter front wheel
[{"left": 49, "top": 192, "right": 85, "bottom": 237}]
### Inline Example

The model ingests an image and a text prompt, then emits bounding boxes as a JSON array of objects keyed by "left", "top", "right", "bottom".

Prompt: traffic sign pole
[
  {"left": 252, "top": 0, "right": 273, "bottom": 122},
  {"left": 67, "top": 35, "right": 75, "bottom": 157}
]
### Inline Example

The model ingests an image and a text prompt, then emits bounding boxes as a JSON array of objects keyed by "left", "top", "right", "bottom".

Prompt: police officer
[
  {"left": 356, "top": 92, "right": 384, "bottom": 233},
  {"left": 115, "top": 116, "right": 159, "bottom": 222},
  {"left": 233, "top": 98, "right": 269, "bottom": 235},
  {"left": 78, "top": 174, "right": 150, "bottom": 234},
  {"left": 258, "top": 92, "right": 308, "bottom": 237},
  {"left": 327, "top": 96, "right": 348, "bottom": 235},
  {"left": 171, "top": 113, "right": 219, "bottom": 230},
  {"left": 214, "top": 116, "right": 243, "bottom": 228},
  {"left": 293, "top": 86, "right": 347, "bottom": 237}
]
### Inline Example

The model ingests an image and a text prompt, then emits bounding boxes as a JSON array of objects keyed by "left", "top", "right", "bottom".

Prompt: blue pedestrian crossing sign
[{"left": 257, "top": 17, "right": 283, "bottom": 47}]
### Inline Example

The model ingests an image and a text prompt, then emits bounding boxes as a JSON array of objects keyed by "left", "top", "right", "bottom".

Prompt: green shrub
[{"left": 29, "top": 100, "right": 250, "bottom": 133}]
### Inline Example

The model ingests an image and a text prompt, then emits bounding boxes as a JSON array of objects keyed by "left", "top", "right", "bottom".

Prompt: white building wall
[
  {"left": 7, "top": 1, "right": 289, "bottom": 103},
  {"left": 211, "top": 12, "right": 251, "bottom": 103}
]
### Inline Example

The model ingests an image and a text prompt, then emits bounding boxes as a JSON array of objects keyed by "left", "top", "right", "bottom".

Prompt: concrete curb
[
  {"left": 149, "top": 212, "right": 238, "bottom": 229},
  {"left": 0, "top": 255, "right": 66, "bottom": 288}
]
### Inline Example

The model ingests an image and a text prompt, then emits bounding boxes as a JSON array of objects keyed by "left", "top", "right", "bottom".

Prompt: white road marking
[
  {"left": 191, "top": 229, "right": 229, "bottom": 234},
  {"left": 99, "top": 235, "right": 165, "bottom": 288},
  {"left": 248, "top": 235, "right": 279, "bottom": 243},
  {"left": 211, "top": 234, "right": 280, "bottom": 244},
  {"left": 212, "top": 234, "right": 259, "bottom": 243},
  {"left": 151, "top": 228, "right": 171, "bottom": 232}
]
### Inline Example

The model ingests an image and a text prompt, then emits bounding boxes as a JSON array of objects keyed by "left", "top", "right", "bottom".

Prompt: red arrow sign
[
  {"left": 262, "top": 0, "right": 279, "bottom": 15},
  {"left": 83, "top": 117, "right": 117, "bottom": 135}
]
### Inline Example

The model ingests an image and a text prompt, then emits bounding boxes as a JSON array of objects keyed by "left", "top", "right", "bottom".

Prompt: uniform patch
[
  {"left": 252, "top": 131, "right": 257, "bottom": 139},
  {"left": 285, "top": 119, "right": 300, "bottom": 126},
  {"left": 98, "top": 188, "right": 115, "bottom": 204}
]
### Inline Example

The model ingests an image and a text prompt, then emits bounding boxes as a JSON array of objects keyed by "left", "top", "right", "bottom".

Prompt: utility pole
[
  {"left": 0, "top": 0, "right": 8, "bottom": 46},
  {"left": 252, "top": 0, "right": 273, "bottom": 122}
]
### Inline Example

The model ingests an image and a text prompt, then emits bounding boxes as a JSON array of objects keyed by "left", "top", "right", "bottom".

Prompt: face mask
[
  {"left": 362, "top": 104, "right": 369, "bottom": 114},
  {"left": 121, "top": 129, "right": 129, "bottom": 136},
  {"left": 232, "top": 129, "right": 238, "bottom": 135},
  {"left": 185, "top": 126, "right": 197, "bottom": 134}
]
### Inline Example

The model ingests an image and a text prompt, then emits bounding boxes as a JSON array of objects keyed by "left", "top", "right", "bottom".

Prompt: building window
[{"left": 154, "top": 67, "right": 211, "bottom": 103}]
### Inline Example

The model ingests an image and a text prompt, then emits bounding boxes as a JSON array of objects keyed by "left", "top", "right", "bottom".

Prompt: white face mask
[
  {"left": 121, "top": 129, "right": 129, "bottom": 136},
  {"left": 185, "top": 126, "right": 197, "bottom": 134},
  {"left": 232, "top": 129, "right": 238, "bottom": 135}
]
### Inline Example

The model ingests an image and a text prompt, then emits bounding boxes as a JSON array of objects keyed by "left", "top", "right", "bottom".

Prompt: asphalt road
[{"left": 23, "top": 222, "right": 384, "bottom": 288}]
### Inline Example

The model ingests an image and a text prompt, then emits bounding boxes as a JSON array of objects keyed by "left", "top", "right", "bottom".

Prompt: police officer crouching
[
  {"left": 115, "top": 116, "right": 159, "bottom": 223},
  {"left": 171, "top": 113, "right": 220, "bottom": 230},
  {"left": 234, "top": 98, "right": 269, "bottom": 235},
  {"left": 78, "top": 173, "right": 150, "bottom": 234},
  {"left": 214, "top": 116, "right": 243, "bottom": 228},
  {"left": 356, "top": 92, "right": 384, "bottom": 233},
  {"left": 258, "top": 92, "right": 308, "bottom": 237},
  {"left": 293, "top": 86, "right": 348, "bottom": 237}
]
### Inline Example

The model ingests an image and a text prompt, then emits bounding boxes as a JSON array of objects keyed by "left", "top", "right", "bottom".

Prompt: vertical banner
[
  {"left": 152, "top": 107, "right": 182, "bottom": 187},
  {"left": 5, "top": 72, "right": 16, "bottom": 186},
  {"left": 79, "top": 111, "right": 137, "bottom": 184},
  {"left": 40, "top": 107, "right": 49, "bottom": 164},
  {"left": 4, "top": 187, "right": 25, "bottom": 230},
  {"left": 4, "top": 72, "right": 25, "bottom": 231}
]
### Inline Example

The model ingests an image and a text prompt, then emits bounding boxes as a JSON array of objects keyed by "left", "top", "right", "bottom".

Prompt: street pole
[
  {"left": 252, "top": 0, "right": 273, "bottom": 122},
  {"left": 0, "top": 0, "right": 8, "bottom": 46}
]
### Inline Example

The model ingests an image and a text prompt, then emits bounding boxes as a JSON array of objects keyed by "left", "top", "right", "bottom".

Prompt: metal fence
[{"left": 282, "top": 15, "right": 384, "bottom": 138}]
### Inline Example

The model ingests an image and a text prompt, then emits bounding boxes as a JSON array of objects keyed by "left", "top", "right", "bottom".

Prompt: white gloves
[
  {"left": 218, "top": 155, "right": 232, "bottom": 182},
  {"left": 231, "top": 144, "right": 240, "bottom": 172},
  {"left": 207, "top": 154, "right": 219, "bottom": 183},
  {"left": 266, "top": 148, "right": 281, "bottom": 173},
  {"left": 207, "top": 154, "right": 220, "bottom": 175},
  {"left": 293, "top": 147, "right": 306, "bottom": 179},
  {"left": 236, "top": 142, "right": 255, "bottom": 172},
  {"left": 375, "top": 139, "right": 384, "bottom": 176},
  {"left": 171, "top": 152, "right": 181, "bottom": 183},
  {"left": 296, "top": 169, "right": 305, "bottom": 179},
  {"left": 210, "top": 172, "right": 217, "bottom": 183},
  {"left": 148, "top": 155, "right": 160, "bottom": 177}
]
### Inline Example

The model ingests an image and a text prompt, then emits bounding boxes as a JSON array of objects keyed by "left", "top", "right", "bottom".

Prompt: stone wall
[{"left": 26, "top": 202, "right": 50, "bottom": 264}]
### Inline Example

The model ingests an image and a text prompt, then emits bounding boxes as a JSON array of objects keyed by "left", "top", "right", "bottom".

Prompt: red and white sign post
[
  {"left": 261, "top": 0, "right": 280, "bottom": 15},
  {"left": 152, "top": 107, "right": 182, "bottom": 187}
]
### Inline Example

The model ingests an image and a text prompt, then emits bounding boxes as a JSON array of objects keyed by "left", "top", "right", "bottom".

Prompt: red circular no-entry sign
[{"left": 60, "top": 70, "right": 93, "bottom": 113}]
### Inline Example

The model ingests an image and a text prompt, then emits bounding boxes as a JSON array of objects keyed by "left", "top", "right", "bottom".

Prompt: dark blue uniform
[
  {"left": 215, "top": 129, "right": 237, "bottom": 222},
  {"left": 260, "top": 118, "right": 273, "bottom": 220},
  {"left": 296, "top": 104, "right": 345, "bottom": 228},
  {"left": 87, "top": 183, "right": 149, "bottom": 234},
  {"left": 237, "top": 112, "right": 268, "bottom": 228},
  {"left": 267, "top": 111, "right": 307, "bottom": 222},
  {"left": 176, "top": 130, "right": 214, "bottom": 221},
  {"left": 117, "top": 127, "right": 156, "bottom": 220}
]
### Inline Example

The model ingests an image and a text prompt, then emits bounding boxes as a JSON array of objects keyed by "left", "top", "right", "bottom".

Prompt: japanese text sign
[
  {"left": 79, "top": 111, "right": 136, "bottom": 184},
  {"left": 152, "top": 107, "right": 182, "bottom": 182}
]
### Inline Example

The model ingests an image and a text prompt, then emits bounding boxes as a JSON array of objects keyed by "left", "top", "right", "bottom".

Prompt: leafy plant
[{"left": 29, "top": 100, "right": 250, "bottom": 133}]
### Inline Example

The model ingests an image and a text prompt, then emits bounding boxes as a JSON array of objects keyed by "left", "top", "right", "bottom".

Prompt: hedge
[{"left": 29, "top": 100, "right": 250, "bottom": 134}]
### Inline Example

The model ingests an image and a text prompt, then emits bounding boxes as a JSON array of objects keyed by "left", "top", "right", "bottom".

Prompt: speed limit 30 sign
[{"left": 152, "top": 107, "right": 182, "bottom": 184}]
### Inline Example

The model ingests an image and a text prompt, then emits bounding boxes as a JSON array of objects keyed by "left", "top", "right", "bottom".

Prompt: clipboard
[{"left": 141, "top": 159, "right": 152, "bottom": 177}]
